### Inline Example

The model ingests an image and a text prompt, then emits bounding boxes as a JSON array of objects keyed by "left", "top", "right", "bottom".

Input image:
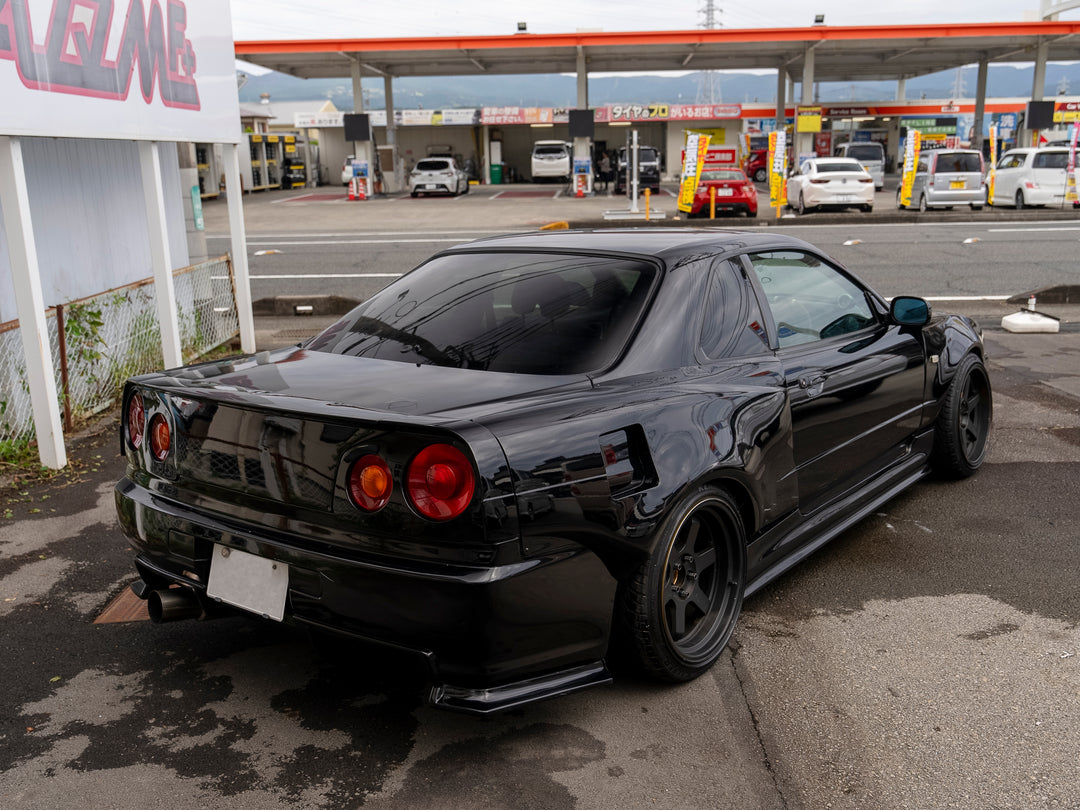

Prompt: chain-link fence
[{"left": 0, "top": 255, "right": 239, "bottom": 449}]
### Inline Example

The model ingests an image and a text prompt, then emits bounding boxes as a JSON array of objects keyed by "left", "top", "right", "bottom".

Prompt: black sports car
[{"left": 114, "top": 230, "right": 991, "bottom": 713}]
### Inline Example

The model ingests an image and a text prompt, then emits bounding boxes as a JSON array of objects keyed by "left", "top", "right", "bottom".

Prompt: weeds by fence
[{"left": 0, "top": 255, "right": 238, "bottom": 451}]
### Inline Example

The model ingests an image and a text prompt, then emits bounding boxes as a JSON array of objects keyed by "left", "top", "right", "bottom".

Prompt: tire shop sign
[{"left": 0, "top": 0, "right": 241, "bottom": 143}]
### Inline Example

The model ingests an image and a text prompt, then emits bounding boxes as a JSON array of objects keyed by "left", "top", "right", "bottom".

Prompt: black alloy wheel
[
  {"left": 933, "top": 353, "right": 992, "bottom": 478},
  {"left": 617, "top": 487, "right": 746, "bottom": 682}
]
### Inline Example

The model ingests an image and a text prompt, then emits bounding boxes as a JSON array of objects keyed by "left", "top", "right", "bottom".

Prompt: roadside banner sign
[
  {"left": 768, "top": 130, "right": 787, "bottom": 213},
  {"left": 988, "top": 123, "right": 998, "bottom": 205},
  {"left": 677, "top": 132, "right": 710, "bottom": 213},
  {"left": 1067, "top": 123, "right": 1078, "bottom": 204},
  {"left": 899, "top": 130, "right": 921, "bottom": 208}
]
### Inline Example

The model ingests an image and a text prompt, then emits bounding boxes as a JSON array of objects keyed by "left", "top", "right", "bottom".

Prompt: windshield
[
  {"left": 534, "top": 146, "right": 567, "bottom": 156},
  {"left": 845, "top": 144, "right": 883, "bottom": 161},
  {"left": 934, "top": 153, "right": 982, "bottom": 173},
  {"left": 700, "top": 170, "right": 745, "bottom": 181},
  {"left": 306, "top": 252, "right": 657, "bottom": 375},
  {"left": 814, "top": 161, "right": 864, "bottom": 173},
  {"left": 415, "top": 159, "right": 450, "bottom": 171}
]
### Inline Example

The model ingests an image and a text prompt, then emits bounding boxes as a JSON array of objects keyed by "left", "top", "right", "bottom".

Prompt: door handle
[{"left": 798, "top": 373, "right": 828, "bottom": 389}]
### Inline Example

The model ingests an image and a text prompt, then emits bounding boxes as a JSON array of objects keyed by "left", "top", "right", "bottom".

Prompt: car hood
[{"left": 138, "top": 347, "right": 590, "bottom": 422}]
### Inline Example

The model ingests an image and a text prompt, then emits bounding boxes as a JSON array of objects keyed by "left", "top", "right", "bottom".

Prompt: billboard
[{"left": 0, "top": 0, "right": 242, "bottom": 143}]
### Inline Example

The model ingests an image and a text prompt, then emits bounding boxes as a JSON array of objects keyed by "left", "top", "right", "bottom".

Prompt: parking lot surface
[{"left": 2, "top": 190, "right": 1078, "bottom": 809}]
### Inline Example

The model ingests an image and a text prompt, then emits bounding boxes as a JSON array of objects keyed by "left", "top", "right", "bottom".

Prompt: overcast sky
[{"left": 230, "top": 1, "right": 1075, "bottom": 41}]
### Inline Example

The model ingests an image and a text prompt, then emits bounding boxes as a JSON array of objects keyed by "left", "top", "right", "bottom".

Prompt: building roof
[{"left": 235, "top": 22, "right": 1080, "bottom": 83}]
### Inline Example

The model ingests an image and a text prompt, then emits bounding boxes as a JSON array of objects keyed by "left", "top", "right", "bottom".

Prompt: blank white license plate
[
  {"left": 424, "top": 184, "right": 438, "bottom": 189},
  {"left": 717, "top": 188, "right": 734, "bottom": 196},
  {"left": 836, "top": 195, "right": 854, "bottom": 202},
  {"left": 207, "top": 545, "right": 288, "bottom": 621}
]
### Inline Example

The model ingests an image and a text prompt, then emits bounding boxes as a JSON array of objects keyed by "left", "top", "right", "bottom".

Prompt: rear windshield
[
  {"left": 1033, "top": 151, "right": 1068, "bottom": 169},
  {"left": 814, "top": 161, "right": 863, "bottom": 173},
  {"left": 700, "top": 170, "right": 745, "bottom": 181},
  {"left": 934, "top": 153, "right": 982, "bottom": 173},
  {"left": 307, "top": 253, "right": 657, "bottom": 375},
  {"left": 619, "top": 147, "right": 659, "bottom": 164},
  {"left": 415, "top": 159, "right": 449, "bottom": 171},
  {"left": 534, "top": 145, "right": 567, "bottom": 156},
  {"left": 844, "top": 144, "right": 883, "bottom": 161}
]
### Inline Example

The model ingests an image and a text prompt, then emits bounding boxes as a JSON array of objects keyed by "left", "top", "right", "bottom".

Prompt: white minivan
[
  {"left": 990, "top": 148, "right": 1073, "bottom": 208},
  {"left": 530, "top": 141, "right": 571, "bottom": 182},
  {"left": 833, "top": 141, "right": 886, "bottom": 190}
]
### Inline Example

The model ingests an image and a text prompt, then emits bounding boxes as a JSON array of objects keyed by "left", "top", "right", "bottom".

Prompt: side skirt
[{"left": 744, "top": 431, "right": 935, "bottom": 598}]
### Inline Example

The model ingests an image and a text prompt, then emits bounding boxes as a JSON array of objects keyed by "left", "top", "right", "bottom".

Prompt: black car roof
[{"left": 437, "top": 228, "right": 814, "bottom": 265}]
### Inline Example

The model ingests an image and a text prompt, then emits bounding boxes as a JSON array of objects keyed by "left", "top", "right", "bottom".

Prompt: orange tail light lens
[
  {"left": 149, "top": 413, "right": 171, "bottom": 461},
  {"left": 348, "top": 454, "right": 393, "bottom": 511}
]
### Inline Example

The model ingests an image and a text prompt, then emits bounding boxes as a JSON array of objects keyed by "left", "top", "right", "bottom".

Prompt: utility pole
[{"left": 695, "top": 1, "right": 722, "bottom": 105}]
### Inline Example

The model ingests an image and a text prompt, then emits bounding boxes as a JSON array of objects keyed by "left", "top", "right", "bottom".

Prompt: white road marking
[
  {"left": 206, "top": 229, "right": 516, "bottom": 238},
  {"left": 243, "top": 238, "right": 476, "bottom": 246},
  {"left": 213, "top": 274, "right": 402, "bottom": 280},
  {"left": 986, "top": 227, "right": 1080, "bottom": 232}
]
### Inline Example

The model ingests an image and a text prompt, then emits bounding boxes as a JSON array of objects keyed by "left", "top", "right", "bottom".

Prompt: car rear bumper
[
  {"left": 925, "top": 188, "right": 986, "bottom": 206},
  {"left": 802, "top": 186, "right": 874, "bottom": 206},
  {"left": 115, "top": 478, "right": 616, "bottom": 713}
]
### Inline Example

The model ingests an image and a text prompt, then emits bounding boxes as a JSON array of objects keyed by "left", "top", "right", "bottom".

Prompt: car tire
[
  {"left": 796, "top": 192, "right": 806, "bottom": 215},
  {"left": 753, "top": 168, "right": 766, "bottom": 182},
  {"left": 747, "top": 208, "right": 757, "bottom": 218},
  {"left": 896, "top": 188, "right": 906, "bottom": 210},
  {"left": 918, "top": 194, "right": 928, "bottom": 212},
  {"left": 971, "top": 204, "right": 982, "bottom": 211},
  {"left": 410, "top": 191, "right": 418, "bottom": 198},
  {"left": 615, "top": 486, "right": 746, "bottom": 682},
  {"left": 932, "top": 353, "right": 992, "bottom": 479},
  {"left": 1015, "top": 190, "right": 1025, "bottom": 210},
  {"left": 862, "top": 204, "right": 873, "bottom": 213}
]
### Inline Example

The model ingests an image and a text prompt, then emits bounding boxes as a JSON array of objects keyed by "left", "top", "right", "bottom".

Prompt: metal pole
[
  {"left": 630, "top": 129, "right": 640, "bottom": 213},
  {"left": 56, "top": 304, "right": 73, "bottom": 432},
  {"left": 0, "top": 136, "right": 66, "bottom": 468},
  {"left": 223, "top": 144, "right": 256, "bottom": 354}
]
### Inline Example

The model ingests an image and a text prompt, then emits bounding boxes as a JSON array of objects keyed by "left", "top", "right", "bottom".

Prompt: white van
[
  {"left": 531, "top": 141, "right": 571, "bottom": 182},
  {"left": 833, "top": 141, "right": 885, "bottom": 190}
]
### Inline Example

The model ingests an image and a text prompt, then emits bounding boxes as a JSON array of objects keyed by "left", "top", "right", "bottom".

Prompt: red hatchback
[{"left": 690, "top": 169, "right": 758, "bottom": 218}]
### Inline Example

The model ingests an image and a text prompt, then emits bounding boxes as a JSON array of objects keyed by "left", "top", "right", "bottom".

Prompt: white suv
[{"left": 530, "top": 141, "right": 571, "bottom": 182}]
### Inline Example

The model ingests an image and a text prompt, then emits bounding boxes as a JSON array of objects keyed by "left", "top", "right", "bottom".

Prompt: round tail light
[
  {"left": 348, "top": 454, "right": 393, "bottom": 511},
  {"left": 406, "top": 444, "right": 475, "bottom": 521},
  {"left": 149, "top": 413, "right": 171, "bottom": 461},
  {"left": 127, "top": 393, "right": 146, "bottom": 449}
]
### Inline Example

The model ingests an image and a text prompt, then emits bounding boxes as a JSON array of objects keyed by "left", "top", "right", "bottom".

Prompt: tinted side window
[
  {"left": 747, "top": 251, "right": 876, "bottom": 348},
  {"left": 700, "top": 261, "right": 770, "bottom": 359},
  {"left": 1033, "top": 152, "right": 1068, "bottom": 169}
]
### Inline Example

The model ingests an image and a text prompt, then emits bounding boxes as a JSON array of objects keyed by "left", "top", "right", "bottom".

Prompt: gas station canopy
[{"left": 235, "top": 21, "right": 1080, "bottom": 82}]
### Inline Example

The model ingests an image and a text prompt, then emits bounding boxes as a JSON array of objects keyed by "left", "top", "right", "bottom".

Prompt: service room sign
[{"left": 0, "top": 0, "right": 242, "bottom": 143}]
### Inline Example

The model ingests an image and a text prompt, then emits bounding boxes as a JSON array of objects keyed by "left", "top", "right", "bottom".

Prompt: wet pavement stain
[{"left": 363, "top": 722, "right": 606, "bottom": 810}]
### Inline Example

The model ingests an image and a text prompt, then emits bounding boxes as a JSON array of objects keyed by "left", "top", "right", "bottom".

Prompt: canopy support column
[{"left": 972, "top": 58, "right": 989, "bottom": 154}]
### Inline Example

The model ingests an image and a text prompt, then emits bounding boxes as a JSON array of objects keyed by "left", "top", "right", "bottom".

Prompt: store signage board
[{"left": 0, "top": 0, "right": 242, "bottom": 143}]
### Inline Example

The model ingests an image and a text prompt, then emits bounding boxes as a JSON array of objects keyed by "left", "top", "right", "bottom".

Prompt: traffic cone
[
  {"left": 348, "top": 177, "right": 358, "bottom": 200},
  {"left": 356, "top": 178, "right": 366, "bottom": 200}
]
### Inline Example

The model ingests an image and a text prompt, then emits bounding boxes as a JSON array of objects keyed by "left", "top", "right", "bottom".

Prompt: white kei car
[
  {"left": 787, "top": 158, "right": 875, "bottom": 214},
  {"left": 989, "top": 148, "right": 1076, "bottom": 209}
]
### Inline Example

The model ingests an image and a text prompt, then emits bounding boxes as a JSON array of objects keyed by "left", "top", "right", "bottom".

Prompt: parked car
[
  {"left": 688, "top": 168, "right": 758, "bottom": 217},
  {"left": 897, "top": 148, "right": 986, "bottom": 211},
  {"left": 409, "top": 157, "right": 469, "bottom": 197},
  {"left": 614, "top": 145, "right": 662, "bottom": 194},
  {"left": 340, "top": 155, "right": 356, "bottom": 185},
  {"left": 744, "top": 148, "right": 768, "bottom": 182},
  {"left": 989, "top": 147, "right": 1074, "bottom": 209},
  {"left": 787, "top": 157, "right": 875, "bottom": 214},
  {"left": 116, "top": 230, "right": 990, "bottom": 714},
  {"left": 530, "top": 140, "right": 571, "bottom": 182},
  {"left": 833, "top": 141, "right": 886, "bottom": 190}
]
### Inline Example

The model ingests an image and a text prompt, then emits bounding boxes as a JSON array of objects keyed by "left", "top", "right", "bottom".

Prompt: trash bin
[{"left": 490, "top": 163, "right": 503, "bottom": 185}]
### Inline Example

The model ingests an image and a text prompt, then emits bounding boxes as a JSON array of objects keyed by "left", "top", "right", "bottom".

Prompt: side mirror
[{"left": 891, "top": 296, "right": 931, "bottom": 327}]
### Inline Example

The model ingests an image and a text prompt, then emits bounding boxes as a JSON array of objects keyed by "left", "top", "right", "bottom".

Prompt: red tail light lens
[
  {"left": 858, "top": 177, "right": 873, "bottom": 183},
  {"left": 348, "top": 454, "right": 393, "bottom": 511},
  {"left": 810, "top": 178, "right": 830, "bottom": 184},
  {"left": 127, "top": 393, "right": 145, "bottom": 449},
  {"left": 406, "top": 444, "right": 475, "bottom": 521},
  {"left": 149, "top": 413, "right": 171, "bottom": 461}
]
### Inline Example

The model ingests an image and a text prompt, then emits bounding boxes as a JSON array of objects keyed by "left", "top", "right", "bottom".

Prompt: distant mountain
[{"left": 237, "top": 63, "right": 1080, "bottom": 110}]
